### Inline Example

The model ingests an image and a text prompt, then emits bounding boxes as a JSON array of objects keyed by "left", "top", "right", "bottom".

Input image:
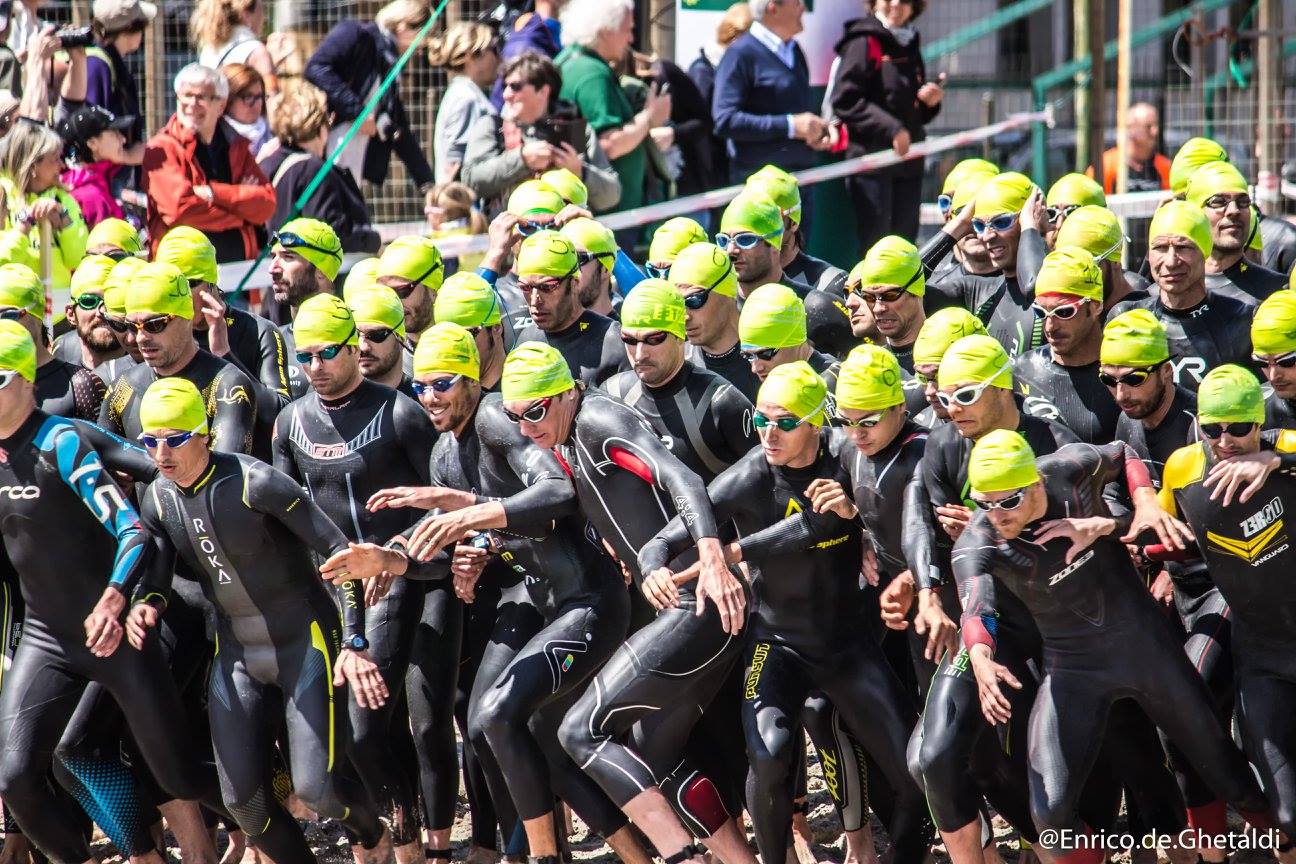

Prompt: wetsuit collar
[
  {"left": 700, "top": 337, "right": 741, "bottom": 361},
  {"left": 643, "top": 358, "right": 692, "bottom": 397},
  {"left": 317, "top": 373, "right": 368, "bottom": 408},
  {"left": 1154, "top": 285, "right": 1208, "bottom": 314},
  {"left": 152, "top": 342, "right": 202, "bottom": 379},
  {"left": 874, "top": 419, "right": 922, "bottom": 459},
  {"left": 175, "top": 455, "right": 218, "bottom": 496}
]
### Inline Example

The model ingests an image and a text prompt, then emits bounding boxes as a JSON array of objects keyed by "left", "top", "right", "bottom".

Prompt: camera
[{"left": 56, "top": 26, "right": 95, "bottom": 50}]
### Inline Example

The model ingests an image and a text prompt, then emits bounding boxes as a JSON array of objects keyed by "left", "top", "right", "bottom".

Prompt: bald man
[{"left": 1090, "top": 102, "right": 1171, "bottom": 194}]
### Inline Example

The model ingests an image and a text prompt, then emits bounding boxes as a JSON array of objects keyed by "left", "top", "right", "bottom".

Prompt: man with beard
[
  {"left": 433, "top": 273, "right": 506, "bottom": 391},
  {"left": 53, "top": 255, "right": 126, "bottom": 370},
  {"left": 669, "top": 242, "right": 759, "bottom": 400},
  {"left": 560, "top": 217, "right": 620, "bottom": 317},
  {"left": 513, "top": 231, "right": 627, "bottom": 386},
  {"left": 1184, "top": 161, "right": 1286, "bottom": 305},
  {"left": 923, "top": 159, "right": 1001, "bottom": 294},
  {"left": 349, "top": 286, "right": 414, "bottom": 395},
  {"left": 97, "top": 257, "right": 147, "bottom": 385},
  {"left": 377, "top": 235, "right": 445, "bottom": 346},
  {"left": 844, "top": 236, "right": 928, "bottom": 416},
  {"left": 0, "top": 264, "right": 106, "bottom": 422},
  {"left": 269, "top": 217, "right": 345, "bottom": 397},
  {"left": 1108, "top": 201, "right": 1254, "bottom": 393},
  {"left": 1251, "top": 292, "right": 1296, "bottom": 429}
]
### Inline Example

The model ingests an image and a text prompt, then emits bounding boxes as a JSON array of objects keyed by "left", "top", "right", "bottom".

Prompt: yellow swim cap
[
  {"left": 516, "top": 230, "right": 579, "bottom": 279},
  {"left": 720, "top": 192, "right": 784, "bottom": 244},
  {"left": 70, "top": 255, "right": 119, "bottom": 300},
  {"left": 341, "top": 257, "right": 382, "bottom": 302},
  {"left": 378, "top": 236, "right": 444, "bottom": 293},
  {"left": 836, "top": 343, "right": 904, "bottom": 412},
  {"left": 104, "top": 257, "right": 147, "bottom": 317},
  {"left": 745, "top": 165, "right": 802, "bottom": 225},
  {"left": 294, "top": 294, "right": 358, "bottom": 349},
  {"left": 559, "top": 217, "right": 618, "bottom": 267},
  {"left": 1185, "top": 160, "right": 1248, "bottom": 208},
  {"left": 156, "top": 225, "right": 219, "bottom": 285},
  {"left": 1197, "top": 365, "right": 1264, "bottom": 425},
  {"left": 968, "top": 429, "right": 1040, "bottom": 494},
  {"left": 757, "top": 360, "right": 828, "bottom": 427},
  {"left": 1170, "top": 137, "right": 1229, "bottom": 197},
  {"left": 1054, "top": 205, "right": 1124, "bottom": 261},
  {"left": 126, "top": 262, "right": 193, "bottom": 319},
  {"left": 0, "top": 263, "right": 43, "bottom": 316},
  {"left": 1149, "top": 200, "right": 1212, "bottom": 260},
  {"left": 501, "top": 341, "right": 575, "bottom": 402},
  {"left": 621, "top": 279, "right": 686, "bottom": 340},
  {"left": 854, "top": 236, "right": 924, "bottom": 298},
  {"left": 739, "top": 284, "right": 805, "bottom": 350},
  {"left": 1251, "top": 291, "right": 1296, "bottom": 357},
  {"left": 434, "top": 272, "right": 501, "bottom": 328},
  {"left": 1100, "top": 309, "right": 1169, "bottom": 367},
  {"left": 86, "top": 217, "right": 143, "bottom": 257},
  {"left": 1034, "top": 247, "right": 1103, "bottom": 303},
  {"left": 973, "top": 172, "right": 1035, "bottom": 219},
  {"left": 139, "top": 377, "right": 209, "bottom": 436},
  {"left": 937, "top": 334, "right": 1012, "bottom": 390},
  {"left": 648, "top": 217, "right": 709, "bottom": 264},
  {"left": 1046, "top": 173, "right": 1106, "bottom": 208},
  {"left": 348, "top": 286, "right": 407, "bottom": 338},
  {"left": 412, "top": 321, "right": 480, "bottom": 381},
  {"left": 0, "top": 319, "right": 35, "bottom": 382},
  {"left": 508, "top": 180, "right": 564, "bottom": 218},
  {"left": 540, "top": 168, "right": 588, "bottom": 207},
  {"left": 668, "top": 243, "right": 737, "bottom": 298},
  {"left": 274, "top": 218, "right": 343, "bottom": 283},
  {"left": 913, "top": 308, "right": 988, "bottom": 368},
  {"left": 941, "top": 158, "right": 999, "bottom": 197}
]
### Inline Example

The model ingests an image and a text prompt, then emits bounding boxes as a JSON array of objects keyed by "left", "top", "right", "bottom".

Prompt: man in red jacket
[{"left": 143, "top": 63, "right": 276, "bottom": 263}]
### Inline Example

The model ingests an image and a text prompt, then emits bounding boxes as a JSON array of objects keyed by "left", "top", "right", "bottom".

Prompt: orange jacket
[
  {"left": 1087, "top": 147, "right": 1171, "bottom": 194},
  {"left": 142, "top": 114, "right": 276, "bottom": 257}
]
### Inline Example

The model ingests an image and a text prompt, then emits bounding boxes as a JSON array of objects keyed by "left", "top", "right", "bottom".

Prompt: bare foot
[
  {"left": 466, "top": 847, "right": 501, "bottom": 864},
  {"left": 0, "top": 833, "right": 36, "bottom": 864},
  {"left": 284, "top": 794, "right": 318, "bottom": 822},
  {"left": 843, "top": 827, "right": 879, "bottom": 864},
  {"left": 354, "top": 828, "right": 396, "bottom": 864},
  {"left": 792, "top": 809, "right": 818, "bottom": 864}
]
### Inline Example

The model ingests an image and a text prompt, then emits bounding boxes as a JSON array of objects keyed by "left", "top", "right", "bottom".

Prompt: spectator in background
[
  {"left": 221, "top": 62, "right": 272, "bottom": 156},
  {"left": 85, "top": 0, "right": 152, "bottom": 162},
  {"left": 630, "top": 50, "right": 717, "bottom": 207},
  {"left": 1088, "top": 101, "right": 1170, "bottom": 194},
  {"left": 192, "top": 0, "right": 279, "bottom": 93},
  {"left": 0, "top": 9, "right": 18, "bottom": 96},
  {"left": 688, "top": 1, "right": 750, "bottom": 189},
  {"left": 6, "top": 0, "right": 47, "bottom": 59},
  {"left": 426, "top": 181, "right": 488, "bottom": 272},
  {"left": 830, "top": 0, "right": 942, "bottom": 254},
  {"left": 142, "top": 62, "right": 275, "bottom": 261},
  {"left": 489, "top": 0, "right": 561, "bottom": 109},
  {"left": 427, "top": 21, "right": 498, "bottom": 184},
  {"left": 0, "top": 118, "right": 88, "bottom": 293},
  {"left": 259, "top": 79, "right": 378, "bottom": 252},
  {"left": 57, "top": 104, "right": 134, "bottom": 226},
  {"left": 557, "top": 0, "right": 670, "bottom": 218},
  {"left": 713, "top": 0, "right": 826, "bottom": 223},
  {"left": 305, "top": 0, "right": 437, "bottom": 212},
  {"left": 461, "top": 52, "right": 620, "bottom": 217}
]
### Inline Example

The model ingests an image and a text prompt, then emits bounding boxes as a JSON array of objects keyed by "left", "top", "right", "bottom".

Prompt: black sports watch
[{"left": 345, "top": 634, "right": 369, "bottom": 651}]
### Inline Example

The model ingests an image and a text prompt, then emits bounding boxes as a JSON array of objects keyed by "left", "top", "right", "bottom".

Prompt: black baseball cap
[{"left": 57, "top": 105, "right": 134, "bottom": 153}]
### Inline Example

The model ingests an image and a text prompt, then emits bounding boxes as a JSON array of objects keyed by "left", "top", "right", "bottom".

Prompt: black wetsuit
[
  {"left": 419, "top": 392, "right": 628, "bottom": 841},
  {"left": 917, "top": 231, "right": 1040, "bottom": 356},
  {"left": 641, "top": 429, "right": 929, "bottom": 864},
  {"left": 957, "top": 442, "right": 1271, "bottom": 836},
  {"left": 515, "top": 310, "right": 627, "bottom": 386},
  {"left": 1260, "top": 215, "right": 1296, "bottom": 276},
  {"left": 272, "top": 379, "right": 435, "bottom": 845},
  {"left": 919, "top": 232, "right": 1000, "bottom": 309},
  {"left": 196, "top": 306, "right": 292, "bottom": 459},
  {"left": 560, "top": 366, "right": 756, "bottom": 838},
  {"left": 0, "top": 411, "right": 213, "bottom": 864},
  {"left": 1160, "top": 430, "right": 1296, "bottom": 837},
  {"left": 1013, "top": 348, "right": 1121, "bottom": 444},
  {"left": 93, "top": 354, "right": 138, "bottom": 388},
  {"left": 1204, "top": 259, "right": 1286, "bottom": 305},
  {"left": 136, "top": 452, "right": 384, "bottom": 864},
  {"left": 787, "top": 251, "right": 848, "bottom": 298},
  {"left": 686, "top": 342, "right": 761, "bottom": 402},
  {"left": 1108, "top": 291, "right": 1255, "bottom": 393},
  {"left": 100, "top": 349, "right": 258, "bottom": 455},
  {"left": 36, "top": 358, "right": 106, "bottom": 421},
  {"left": 1263, "top": 387, "right": 1296, "bottom": 430},
  {"left": 889, "top": 341, "right": 939, "bottom": 420}
]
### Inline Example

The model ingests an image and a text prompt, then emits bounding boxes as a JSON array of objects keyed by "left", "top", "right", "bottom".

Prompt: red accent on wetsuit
[
  {"left": 1187, "top": 800, "right": 1227, "bottom": 835},
  {"left": 553, "top": 450, "right": 573, "bottom": 477},
  {"left": 1239, "top": 808, "right": 1277, "bottom": 831},
  {"left": 679, "top": 774, "right": 730, "bottom": 835},
  {"left": 1055, "top": 827, "right": 1105, "bottom": 864},
  {"left": 1123, "top": 454, "right": 1153, "bottom": 493},
  {"left": 609, "top": 445, "right": 656, "bottom": 486},
  {"left": 1143, "top": 543, "right": 1200, "bottom": 563},
  {"left": 961, "top": 617, "right": 995, "bottom": 652}
]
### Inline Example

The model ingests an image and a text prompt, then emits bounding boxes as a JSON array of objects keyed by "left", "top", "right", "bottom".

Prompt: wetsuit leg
[
  {"left": 685, "top": 662, "right": 748, "bottom": 820},
  {"left": 816, "top": 640, "right": 931, "bottom": 864},
  {"left": 799, "top": 693, "right": 869, "bottom": 833},
  {"left": 474, "top": 588, "right": 629, "bottom": 829},
  {"left": 1232, "top": 649, "right": 1296, "bottom": 835},
  {"left": 559, "top": 598, "right": 741, "bottom": 838},
  {"left": 530, "top": 685, "right": 628, "bottom": 839},
  {"left": 1098, "top": 700, "right": 1185, "bottom": 833},
  {"left": 406, "top": 581, "right": 463, "bottom": 836},
  {"left": 346, "top": 576, "right": 425, "bottom": 845},
  {"left": 742, "top": 641, "right": 812, "bottom": 864},
  {"left": 1027, "top": 669, "right": 1116, "bottom": 835},
  {"left": 0, "top": 628, "right": 96, "bottom": 863},
  {"left": 455, "top": 581, "right": 503, "bottom": 850}
]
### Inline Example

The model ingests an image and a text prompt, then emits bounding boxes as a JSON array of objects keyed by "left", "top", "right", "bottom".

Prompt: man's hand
[
  {"left": 1123, "top": 486, "right": 1194, "bottom": 548},
  {"left": 914, "top": 589, "right": 959, "bottom": 663},
  {"left": 862, "top": 543, "right": 880, "bottom": 587},
  {"left": 451, "top": 542, "right": 489, "bottom": 603},
  {"left": 891, "top": 128, "right": 912, "bottom": 157},
  {"left": 642, "top": 567, "right": 681, "bottom": 611},
  {"left": 943, "top": 197, "right": 976, "bottom": 238},
  {"left": 643, "top": 82, "right": 672, "bottom": 129},
  {"left": 1204, "top": 451, "right": 1280, "bottom": 507},
  {"left": 368, "top": 486, "right": 441, "bottom": 512},
  {"left": 552, "top": 142, "right": 583, "bottom": 175},
  {"left": 320, "top": 542, "right": 407, "bottom": 584},
  {"left": 916, "top": 75, "right": 945, "bottom": 108},
  {"left": 695, "top": 537, "right": 745, "bottom": 635},
  {"left": 364, "top": 570, "right": 396, "bottom": 607},
  {"left": 84, "top": 588, "right": 126, "bottom": 658},
  {"left": 1034, "top": 516, "right": 1116, "bottom": 564},
  {"left": 792, "top": 112, "right": 828, "bottom": 144},
  {"left": 1019, "top": 186, "right": 1046, "bottom": 234},
  {"left": 968, "top": 643, "right": 1021, "bottom": 725},
  {"left": 482, "top": 210, "right": 522, "bottom": 273},
  {"left": 649, "top": 126, "right": 675, "bottom": 152},
  {"left": 554, "top": 203, "right": 593, "bottom": 228},
  {"left": 408, "top": 512, "right": 478, "bottom": 561},
  {"left": 879, "top": 572, "right": 915, "bottom": 629},
  {"left": 806, "top": 478, "right": 858, "bottom": 520},
  {"left": 357, "top": 115, "right": 378, "bottom": 138},
  {"left": 197, "top": 290, "right": 231, "bottom": 357},
  {"left": 335, "top": 649, "right": 388, "bottom": 709},
  {"left": 125, "top": 603, "right": 161, "bottom": 651},
  {"left": 521, "top": 140, "right": 557, "bottom": 172},
  {"left": 935, "top": 504, "right": 973, "bottom": 540},
  {"left": 1149, "top": 569, "right": 1174, "bottom": 606}
]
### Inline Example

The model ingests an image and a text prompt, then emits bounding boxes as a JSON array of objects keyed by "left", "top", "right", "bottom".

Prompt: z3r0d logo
[{"left": 1207, "top": 497, "right": 1289, "bottom": 567}]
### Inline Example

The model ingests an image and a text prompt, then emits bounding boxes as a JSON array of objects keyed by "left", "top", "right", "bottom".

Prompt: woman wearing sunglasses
[{"left": 640, "top": 360, "right": 930, "bottom": 864}]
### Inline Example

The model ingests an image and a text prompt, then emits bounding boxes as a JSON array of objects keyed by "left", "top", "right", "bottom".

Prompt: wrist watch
[{"left": 346, "top": 634, "right": 369, "bottom": 651}]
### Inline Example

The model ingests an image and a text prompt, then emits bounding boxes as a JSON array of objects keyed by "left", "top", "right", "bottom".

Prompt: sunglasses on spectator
[
  {"left": 1045, "top": 204, "right": 1080, "bottom": 223},
  {"left": 1200, "top": 421, "right": 1257, "bottom": 440},
  {"left": 1098, "top": 362, "right": 1164, "bottom": 388},
  {"left": 1252, "top": 352, "right": 1296, "bottom": 370},
  {"left": 273, "top": 230, "right": 343, "bottom": 260},
  {"left": 975, "top": 489, "right": 1027, "bottom": 511},
  {"left": 715, "top": 228, "right": 783, "bottom": 251},
  {"left": 295, "top": 340, "right": 352, "bottom": 364},
  {"left": 836, "top": 411, "right": 886, "bottom": 428},
  {"left": 741, "top": 347, "right": 780, "bottom": 363},
  {"left": 971, "top": 214, "right": 1019, "bottom": 235},
  {"left": 1203, "top": 194, "right": 1252, "bottom": 212},
  {"left": 73, "top": 294, "right": 104, "bottom": 311},
  {"left": 410, "top": 375, "right": 464, "bottom": 397},
  {"left": 1032, "top": 298, "right": 1090, "bottom": 320},
  {"left": 118, "top": 314, "right": 176, "bottom": 334},
  {"left": 620, "top": 330, "right": 670, "bottom": 347},
  {"left": 138, "top": 426, "right": 205, "bottom": 449},
  {"left": 503, "top": 79, "right": 531, "bottom": 92},
  {"left": 503, "top": 397, "right": 554, "bottom": 424},
  {"left": 236, "top": 91, "right": 266, "bottom": 105},
  {"left": 935, "top": 364, "right": 1010, "bottom": 410}
]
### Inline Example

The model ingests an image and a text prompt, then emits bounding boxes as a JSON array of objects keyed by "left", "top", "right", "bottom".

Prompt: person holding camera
[
  {"left": 461, "top": 51, "right": 620, "bottom": 218},
  {"left": 304, "top": 0, "right": 437, "bottom": 211}
]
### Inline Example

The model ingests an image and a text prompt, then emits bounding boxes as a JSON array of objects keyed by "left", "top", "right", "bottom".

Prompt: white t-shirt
[{"left": 199, "top": 25, "right": 261, "bottom": 70}]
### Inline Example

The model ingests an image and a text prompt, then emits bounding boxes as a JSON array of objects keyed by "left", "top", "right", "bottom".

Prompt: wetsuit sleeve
[
  {"left": 919, "top": 228, "right": 957, "bottom": 277},
  {"left": 72, "top": 420, "right": 159, "bottom": 484},
  {"left": 255, "top": 317, "right": 293, "bottom": 400},
  {"left": 49, "top": 421, "right": 149, "bottom": 593},
  {"left": 392, "top": 395, "right": 435, "bottom": 486},
  {"left": 98, "top": 378, "right": 125, "bottom": 435},
  {"left": 133, "top": 485, "right": 177, "bottom": 610},
  {"left": 734, "top": 508, "right": 847, "bottom": 563},
  {"left": 637, "top": 455, "right": 757, "bottom": 573},
  {"left": 271, "top": 403, "right": 300, "bottom": 482},
  {"left": 903, "top": 459, "right": 944, "bottom": 590},
  {"left": 476, "top": 402, "right": 578, "bottom": 528},
  {"left": 208, "top": 366, "right": 258, "bottom": 455},
  {"left": 1015, "top": 228, "right": 1046, "bottom": 296},
  {"left": 951, "top": 524, "right": 1000, "bottom": 652},
  {"left": 583, "top": 398, "right": 720, "bottom": 543},
  {"left": 1088, "top": 441, "right": 1154, "bottom": 534}
]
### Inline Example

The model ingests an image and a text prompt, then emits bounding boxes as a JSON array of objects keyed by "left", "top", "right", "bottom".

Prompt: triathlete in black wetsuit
[
  {"left": 921, "top": 161, "right": 1001, "bottom": 302},
  {"left": 1108, "top": 201, "right": 1254, "bottom": 393},
  {"left": 958, "top": 432, "right": 1273, "bottom": 861},
  {"left": 909, "top": 308, "right": 990, "bottom": 430},
  {"left": 1052, "top": 206, "right": 1151, "bottom": 318},
  {"left": 556, "top": 282, "right": 757, "bottom": 864},
  {"left": 100, "top": 262, "right": 258, "bottom": 455},
  {"left": 1158, "top": 365, "right": 1296, "bottom": 842},
  {"left": 96, "top": 257, "right": 145, "bottom": 386},
  {"left": 1251, "top": 292, "right": 1296, "bottom": 430},
  {"left": 737, "top": 284, "right": 840, "bottom": 404},
  {"left": 1013, "top": 248, "right": 1120, "bottom": 443},
  {"left": 124, "top": 376, "right": 395, "bottom": 864},
  {"left": 0, "top": 324, "right": 215, "bottom": 864},
  {"left": 271, "top": 294, "right": 435, "bottom": 860},
  {"left": 53, "top": 254, "right": 127, "bottom": 371},
  {"left": 670, "top": 242, "right": 761, "bottom": 401},
  {"left": 640, "top": 361, "right": 929, "bottom": 864},
  {"left": 267, "top": 218, "right": 346, "bottom": 398},
  {"left": 1184, "top": 162, "right": 1287, "bottom": 305},
  {"left": 370, "top": 329, "right": 646, "bottom": 864}
]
